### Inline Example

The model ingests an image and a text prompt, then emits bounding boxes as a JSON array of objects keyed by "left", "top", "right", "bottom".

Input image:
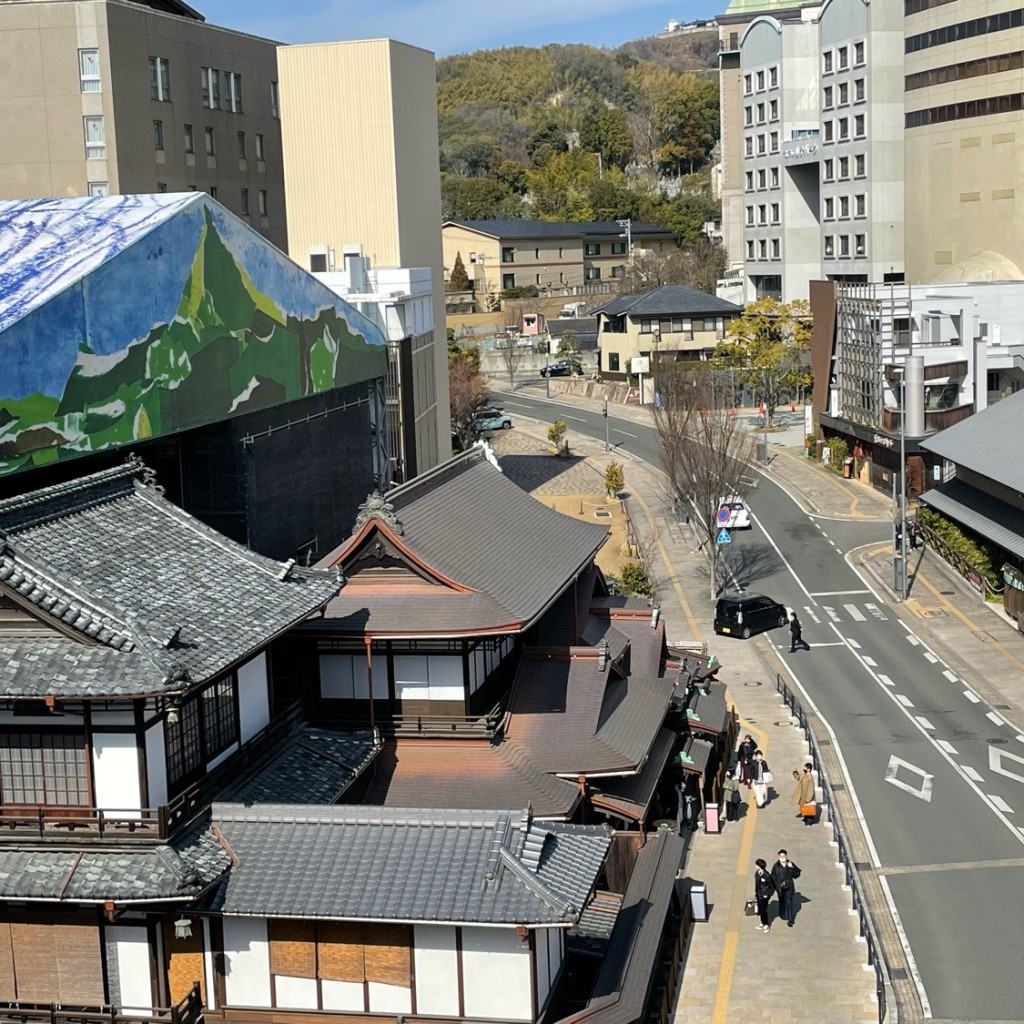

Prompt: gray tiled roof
[
  {"left": 919, "top": 478, "right": 1024, "bottom": 559},
  {"left": 221, "top": 728, "right": 380, "bottom": 806},
  {"left": 0, "top": 460, "right": 339, "bottom": 694},
  {"left": 321, "top": 450, "right": 608, "bottom": 632},
  {"left": 210, "top": 804, "right": 610, "bottom": 926},
  {"left": 594, "top": 284, "right": 741, "bottom": 318},
  {"left": 921, "top": 390, "right": 1024, "bottom": 492},
  {"left": 445, "top": 220, "right": 673, "bottom": 241},
  {"left": 0, "top": 826, "right": 230, "bottom": 903}
]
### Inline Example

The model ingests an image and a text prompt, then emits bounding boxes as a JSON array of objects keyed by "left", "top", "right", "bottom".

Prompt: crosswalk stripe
[{"left": 844, "top": 603, "right": 867, "bottom": 621}]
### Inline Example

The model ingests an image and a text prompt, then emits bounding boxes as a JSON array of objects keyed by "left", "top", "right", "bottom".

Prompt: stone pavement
[{"left": 487, "top": 384, "right": 1024, "bottom": 1022}]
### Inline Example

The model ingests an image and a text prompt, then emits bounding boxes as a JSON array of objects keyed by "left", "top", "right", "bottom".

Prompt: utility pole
[
  {"left": 604, "top": 397, "right": 610, "bottom": 451},
  {"left": 899, "top": 374, "right": 908, "bottom": 599}
]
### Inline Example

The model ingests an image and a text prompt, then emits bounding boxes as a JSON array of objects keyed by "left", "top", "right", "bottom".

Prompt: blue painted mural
[{"left": 0, "top": 194, "right": 388, "bottom": 475}]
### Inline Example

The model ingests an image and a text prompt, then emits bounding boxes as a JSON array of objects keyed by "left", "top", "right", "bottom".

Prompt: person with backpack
[{"left": 770, "top": 849, "right": 802, "bottom": 927}]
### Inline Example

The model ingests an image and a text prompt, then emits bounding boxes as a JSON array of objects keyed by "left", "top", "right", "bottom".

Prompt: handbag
[
  {"left": 762, "top": 770, "right": 774, "bottom": 784},
  {"left": 800, "top": 802, "right": 817, "bottom": 817},
  {"left": 744, "top": 899, "right": 757, "bottom": 917}
]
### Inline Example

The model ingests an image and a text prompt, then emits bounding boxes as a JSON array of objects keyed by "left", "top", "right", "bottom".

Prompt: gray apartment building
[{"left": 0, "top": 0, "right": 286, "bottom": 249}]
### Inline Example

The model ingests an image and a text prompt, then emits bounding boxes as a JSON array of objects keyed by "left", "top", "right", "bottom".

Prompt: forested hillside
[{"left": 436, "top": 31, "right": 722, "bottom": 257}]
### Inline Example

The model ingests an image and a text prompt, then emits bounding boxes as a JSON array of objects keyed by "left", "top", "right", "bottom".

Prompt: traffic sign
[
  {"left": 716, "top": 527, "right": 732, "bottom": 545},
  {"left": 716, "top": 506, "right": 731, "bottom": 525}
]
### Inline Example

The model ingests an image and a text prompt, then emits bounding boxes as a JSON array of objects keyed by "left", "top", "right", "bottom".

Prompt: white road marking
[
  {"left": 896, "top": 694, "right": 914, "bottom": 707},
  {"left": 748, "top": 515, "right": 816, "bottom": 603},
  {"left": 989, "top": 746, "right": 1024, "bottom": 785},
  {"left": 613, "top": 428, "right": 638, "bottom": 438},
  {"left": 942, "top": 669, "right": 958, "bottom": 682},
  {"left": 915, "top": 716, "right": 935, "bottom": 730},
  {"left": 878, "top": 875, "right": 933, "bottom": 1018},
  {"left": 961, "top": 765, "right": 984, "bottom": 782},
  {"left": 886, "top": 755, "right": 933, "bottom": 801},
  {"left": 923, "top": 651, "right": 938, "bottom": 663},
  {"left": 897, "top": 618, "right": 913, "bottom": 633},
  {"left": 563, "top": 414, "right": 587, "bottom": 422},
  {"left": 810, "top": 589, "right": 871, "bottom": 596},
  {"left": 989, "top": 795, "right": 1014, "bottom": 814},
  {"left": 804, "top": 605, "right": 822, "bottom": 624},
  {"left": 863, "top": 656, "right": 877, "bottom": 667},
  {"left": 906, "top": 635, "right": 920, "bottom": 646},
  {"left": 937, "top": 740, "right": 959, "bottom": 755},
  {"left": 878, "top": 674, "right": 895, "bottom": 687},
  {"left": 823, "top": 606, "right": 840, "bottom": 622},
  {"left": 844, "top": 603, "right": 867, "bottom": 621},
  {"left": 780, "top": 641, "right": 847, "bottom": 648},
  {"left": 987, "top": 711, "right": 1006, "bottom": 726},
  {"left": 847, "top": 638, "right": 861, "bottom": 649},
  {"left": 865, "top": 602, "right": 887, "bottom": 621},
  {"left": 964, "top": 690, "right": 981, "bottom": 704}
]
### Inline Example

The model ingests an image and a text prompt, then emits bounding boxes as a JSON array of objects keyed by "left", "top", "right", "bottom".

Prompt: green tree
[
  {"left": 447, "top": 252, "right": 470, "bottom": 291},
  {"left": 604, "top": 461, "right": 625, "bottom": 498},
  {"left": 526, "top": 119, "right": 569, "bottom": 167},
  {"left": 557, "top": 329, "right": 583, "bottom": 374},
  {"left": 712, "top": 299, "right": 812, "bottom": 427},
  {"left": 494, "top": 159, "right": 529, "bottom": 194},
  {"left": 441, "top": 174, "right": 523, "bottom": 221},
  {"left": 579, "top": 108, "right": 634, "bottom": 171},
  {"left": 547, "top": 419, "right": 567, "bottom": 451},
  {"left": 662, "top": 191, "right": 718, "bottom": 245},
  {"left": 653, "top": 76, "right": 719, "bottom": 174}
]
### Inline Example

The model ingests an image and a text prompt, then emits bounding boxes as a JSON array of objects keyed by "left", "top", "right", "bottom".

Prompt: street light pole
[
  {"left": 604, "top": 397, "right": 610, "bottom": 451},
  {"left": 899, "top": 375, "right": 908, "bottom": 599}
]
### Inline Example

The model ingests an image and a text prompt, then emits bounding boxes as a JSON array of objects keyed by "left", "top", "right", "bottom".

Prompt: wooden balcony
[
  {"left": 0, "top": 982, "right": 202, "bottom": 1024},
  {"left": 882, "top": 404, "right": 973, "bottom": 433}
]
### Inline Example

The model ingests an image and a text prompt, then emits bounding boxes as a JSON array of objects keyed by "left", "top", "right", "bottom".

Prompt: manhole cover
[
  {"left": 940, "top": 590, "right": 955, "bottom": 596},
  {"left": 593, "top": 509, "right": 612, "bottom": 519},
  {"left": 774, "top": 720, "right": 793, "bottom": 727},
  {"left": 987, "top": 737, "right": 1009, "bottom": 745},
  {"left": 744, "top": 680, "right": 763, "bottom": 687}
]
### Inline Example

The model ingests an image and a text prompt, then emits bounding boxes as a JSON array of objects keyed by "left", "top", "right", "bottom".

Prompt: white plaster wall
[
  {"left": 222, "top": 917, "right": 272, "bottom": 1007},
  {"left": 413, "top": 924, "right": 459, "bottom": 1015},
  {"left": 274, "top": 976, "right": 318, "bottom": 1009},
  {"left": 237, "top": 653, "right": 270, "bottom": 743},
  {"left": 461, "top": 927, "right": 533, "bottom": 1021},
  {"left": 394, "top": 654, "right": 429, "bottom": 701},
  {"left": 368, "top": 981, "right": 412, "bottom": 1013},
  {"left": 321, "top": 979, "right": 364, "bottom": 1011},
  {"left": 111, "top": 925, "right": 153, "bottom": 1012},
  {"left": 91, "top": 733, "right": 142, "bottom": 816},
  {"left": 427, "top": 655, "right": 464, "bottom": 701},
  {"left": 144, "top": 722, "right": 167, "bottom": 809},
  {"left": 203, "top": 918, "right": 217, "bottom": 1011}
]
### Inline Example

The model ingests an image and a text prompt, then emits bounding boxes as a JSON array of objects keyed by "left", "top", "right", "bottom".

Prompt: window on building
[
  {"left": 258, "top": 189, "right": 267, "bottom": 216},
  {"left": 255, "top": 133, "right": 265, "bottom": 161},
  {"left": 855, "top": 78, "right": 865, "bottom": 102},
  {"left": 771, "top": 202, "right": 780, "bottom": 223},
  {"left": 769, "top": 99, "right": 778, "bottom": 120},
  {"left": 502, "top": 273, "right": 515, "bottom": 289},
  {"left": 584, "top": 242, "right": 601, "bottom": 256},
  {"left": 839, "top": 82, "right": 849, "bottom": 105},
  {"left": 0, "top": 733, "right": 89, "bottom": 808},
  {"left": 839, "top": 156, "right": 850, "bottom": 178},
  {"left": 165, "top": 676, "right": 239, "bottom": 791},
  {"left": 270, "top": 80, "right": 279, "bottom": 118},
  {"left": 209, "top": 186, "right": 218, "bottom": 200},
  {"left": 201, "top": 66, "right": 220, "bottom": 109},
  {"left": 746, "top": 205, "right": 754, "bottom": 225},
  {"left": 823, "top": 159, "right": 834, "bottom": 181},
  {"left": 839, "top": 235, "right": 850, "bottom": 256},
  {"left": 825, "top": 197, "right": 835, "bottom": 219},
  {"left": 770, "top": 167, "right": 779, "bottom": 188},
  {"left": 824, "top": 235, "right": 835, "bottom": 257},
  {"left": 770, "top": 131, "right": 779, "bottom": 152},
  {"left": 839, "top": 195, "right": 850, "bottom": 218},
  {"left": 149, "top": 56, "right": 170, "bottom": 101},
  {"left": 855, "top": 193, "right": 866, "bottom": 216},
  {"left": 855, "top": 233, "right": 866, "bottom": 255},
  {"left": 757, "top": 103, "right": 765, "bottom": 122},
  {"left": 78, "top": 49, "right": 101, "bottom": 92},
  {"left": 769, "top": 67, "right": 778, "bottom": 88},
  {"left": 156, "top": 182, "right": 167, "bottom": 193},
  {"left": 745, "top": 106, "right": 753, "bottom": 126},
  {"left": 854, "top": 114, "right": 865, "bottom": 137},
  {"left": 184, "top": 123, "right": 194, "bottom": 153},
  {"left": 240, "top": 188, "right": 250, "bottom": 215},
  {"left": 757, "top": 134, "right": 766, "bottom": 155},
  {"left": 608, "top": 352, "right": 620, "bottom": 372},
  {"left": 824, "top": 85, "right": 833, "bottom": 109},
  {"left": 153, "top": 120, "right": 164, "bottom": 151},
  {"left": 757, "top": 169, "right": 766, "bottom": 189},
  {"left": 746, "top": 171, "right": 754, "bottom": 190},
  {"left": 611, "top": 241, "right": 627, "bottom": 255},
  {"left": 611, "top": 265, "right": 625, "bottom": 278},
  {"left": 854, "top": 40, "right": 865, "bottom": 65},
  {"left": 237, "top": 131, "right": 246, "bottom": 158},
  {"left": 204, "top": 126, "right": 215, "bottom": 155},
  {"left": 758, "top": 204, "right": 767, "bottom": 224},
  {"left": 838, "top": 46, "right": 848, "bottom": 70},
  {"left": 224, "top": 71, "right": 243, "bottom": 113},
  {"left": 824, "top": 121, "right": 834, "bottom": 143},
  {"left": 756, "top": 70, "right": 764, "bottom": 90},
  {"left": 771, "top": 238, "right": 780, "bottom": 258},
  {"left": 309, "top": 253, "right": 328, "bottom": 273},
  {"left": 855, "top": 154, "right": 866, "bottom": 177},
  {"left": 746, "top": 240, "right": 755, "bottom": 260},
  {"left": 501, "top": 246, "right": 515, "bottom": 262},
  {"left": 745, "top": 137, "right": 753, "bottom": 157},
  {"left": 758, "top": 239, "right": 767, "bottom": 259},
  {"left": 83, "top": 116, "right": 105, "bottom": 159},
  {"left": 823, "top": 51, "right": 833, "bottom": 74},
  {"left": 744, "top": 73, "right": 752, "bottom": 94},
  {"left": 585, "top": 266, "right": 601, "bottom": 280},
  {"left": 87, "top": 181, "right": 108, "bottom": 197},
  {"left": 839, "top": 117, "right": 849, "bottom": 140}
]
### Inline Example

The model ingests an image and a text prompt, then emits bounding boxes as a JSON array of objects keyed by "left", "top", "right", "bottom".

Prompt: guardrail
[
  {"left": 776, "top": 674, "right": 896, "bottom": 1023},
  {"left": 0, "top": 982, "right": 202, "bottom": 1024}
]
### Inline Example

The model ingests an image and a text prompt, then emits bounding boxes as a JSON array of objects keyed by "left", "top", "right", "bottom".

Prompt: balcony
[
  {"left": 882, "top": 404, "right": 973, "bottom": 433},
  {"left": 0, "top": 983, "right": 202, "bottom": 1024}
]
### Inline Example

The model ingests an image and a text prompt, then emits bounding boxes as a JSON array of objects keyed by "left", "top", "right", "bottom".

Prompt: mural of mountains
[{"left": 0, "top": 203, "right": 387, "bottom": 475}]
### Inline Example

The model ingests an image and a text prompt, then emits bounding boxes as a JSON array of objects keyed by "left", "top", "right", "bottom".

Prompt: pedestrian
[
  {"left": 738, "top": 734, "right": 757, "bottom": 788},
  {"left": 770, "top": 849, "right": 802, "bottom": 927},
  {"left": 792, "top": 763, "right": 816, "bottom": 825},
  {"left": 751, "top": 750, "right": 771, "bottom": 808},
  {"left": 753, "top": 858, "right": 776, "bottom": 932},
  {"left": 723, "top": 769, "right": 742, "bottom": 822},
  {"left": 789, "top": 611, "right": 810, "bottom": 652}
]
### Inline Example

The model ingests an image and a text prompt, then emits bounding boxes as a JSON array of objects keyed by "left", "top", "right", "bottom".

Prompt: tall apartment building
[
  {"left": 719, "top": 0, "right": 1023, "bottom": 301},
  {"left": 278, "top": 39, "right": 451, "bottom": 476},
  {"left": 0, "top": 0, "right": 286, "bottom": 249}
]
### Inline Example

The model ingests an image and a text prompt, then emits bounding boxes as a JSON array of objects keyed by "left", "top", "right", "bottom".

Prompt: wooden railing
[
  {"left": 388, "top": 701, "right": 505, "bottom": 739},
  {"left": 0, "top": 982, "right": 202, "bottom": 1024}
]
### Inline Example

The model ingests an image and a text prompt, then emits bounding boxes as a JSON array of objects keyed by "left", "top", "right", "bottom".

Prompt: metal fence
[{"left": 776, "top": 673, "right": 896, "bottom": 1023}]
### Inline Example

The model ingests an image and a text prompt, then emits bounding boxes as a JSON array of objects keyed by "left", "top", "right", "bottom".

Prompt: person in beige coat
[{"left": 792, "top": 763, "right": 816, "bottom": 825}]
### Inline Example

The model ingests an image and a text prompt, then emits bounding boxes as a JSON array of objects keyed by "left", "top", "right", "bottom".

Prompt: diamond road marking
[
  {"left": 989, "top": 746, "right": 1024, "bottom": 786},
  {"left": 942, "top": 669, "right": 958, "bottom": 682},
  {"left": 937, "top": 740, "right": 958, "bottom": 755},
  {"left": 987, "top": 711, "right": 1006, "bottom": 726},
  {"left": 964, "top": 690, "right": 981, "bottom": 704},
  {"left": 923, "top": 651, "right": 938, "bottom": 663},
  {"left": 989, "top": 795, "right": 1014, "bottom": 814},
  {"left": 845, "top": 603, "right": 867, "bottom": 621},
  {"left": 896, "top": 694, "right": 914, "bottom": 708},
  {"left": 847, "top": 637, "right": 862, "bottom": 649},
  {"left": 886, "top": 755, "right": 933, "bottom": 802},
  {"left": 863, "top": 656, "right": 877, "bottom": 666},
  {"left": 915, "top": 716, "right": 935, "bottom": 730},
  {"left": 961, "top": 765, "right": 984, "bottom": 783},
  {"left": 906, "top": 635, "right": 920, "bottom": 646},
  {"left": 878, "top": 674, "right": 895, "bottom": 687}
]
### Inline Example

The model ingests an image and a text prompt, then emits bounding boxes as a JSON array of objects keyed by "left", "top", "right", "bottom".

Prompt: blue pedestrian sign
[{"left": 716, "top": 527, "right": 732, "bottom": 545}]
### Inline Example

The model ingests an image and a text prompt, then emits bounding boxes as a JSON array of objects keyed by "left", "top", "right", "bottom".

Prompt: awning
[
  {"left": 591, "top": 728, "right": 677, "bottom": 823},
  {"left": 920, "top": 478, "right": 1024, "bottom": 560}
]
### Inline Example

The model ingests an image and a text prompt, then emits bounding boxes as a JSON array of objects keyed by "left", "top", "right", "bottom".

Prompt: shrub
[
  {"left": 547, "top": 419, "right": 567, "bottom": 450},
  {"left": 604, "top": 461, "right": 625, "bottom": 497},
  {"left": 502, "top": 285, "right": 539, "bottom": 299},
  {"left": 825, "top": 437, "right": 848, "bottom": 474},
  {"left": 618, "top": 561, "right": 653, "bottom": 598},
  {"left": 918, "top": 507, "right": 1002, "bottom": 596}
]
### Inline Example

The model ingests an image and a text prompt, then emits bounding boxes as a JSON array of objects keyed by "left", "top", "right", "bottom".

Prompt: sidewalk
[{"left": 487, "top": 388, "right": 1024, "bottom": 1022}]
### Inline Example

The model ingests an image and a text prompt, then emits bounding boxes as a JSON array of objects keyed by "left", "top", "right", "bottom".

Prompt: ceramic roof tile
[{"left": 594, "top": 284, "right": 741, "bottom": 318}]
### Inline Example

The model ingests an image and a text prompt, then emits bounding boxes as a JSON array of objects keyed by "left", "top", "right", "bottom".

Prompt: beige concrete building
[
  {"left": 903, "top": 0, "right": 1024, "bottom": 284},
  {"left": 279, "top": 38, "right": 450, "bottom": 474},
  {"left": 0, "top": 0, "right": 286, "bottom": 248}
]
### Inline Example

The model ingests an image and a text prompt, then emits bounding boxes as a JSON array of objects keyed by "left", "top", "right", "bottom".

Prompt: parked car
[
  {"left": 540, "top": 362, "right": 571, "bottom": 377},
  {"left": 716, "top": 496, "right": 752, "bottom": 530},
  {"left": 474, "top": 411, "right": 512, "bottom": 432},
  {"left": 713, "top": 594, "right": 788, "bottom": 639}
]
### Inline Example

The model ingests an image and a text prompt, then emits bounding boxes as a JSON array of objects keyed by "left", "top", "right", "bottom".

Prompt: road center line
[
  {"left": 750, "top": 515, "right": 816, "bottom": 604},
  {"left": 961, "top": 765, "right": 984, "bottom": 782},
  {"left": 810, "top": 589, "right": 871, "bottom": 596},
  {"left": 613, "top": 428, "right": 638, "bottom": 437},
  {"left": 878, "top": 674, "right": 895, "bottom": 687},
  {"left": 915, "top": 716, "right": 935, "bottom": 730},
  {"left": 964, "top": 690, "right": 981, "bottom": 704},
  {"left": 896, "top": 694, "right": 914, "bottom": 707},
  {"left": 937, "top": 740, "right": 959, "bottom": 755}
]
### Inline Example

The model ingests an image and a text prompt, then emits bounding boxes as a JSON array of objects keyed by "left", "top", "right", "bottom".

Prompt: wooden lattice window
[{"left": 0, "top": 732, "right": 89, "bottom": 807}]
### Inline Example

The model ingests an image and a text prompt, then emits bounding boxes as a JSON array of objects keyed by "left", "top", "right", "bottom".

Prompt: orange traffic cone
[{"left": 791, "top": 400, "right": 796, "bottom": 412}]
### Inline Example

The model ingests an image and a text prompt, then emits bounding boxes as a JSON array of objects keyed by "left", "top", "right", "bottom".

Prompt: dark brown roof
[
  {"left": 678, "top": 735, "right": 714, "bottom": 776},
  {"left": 608, "top": 615, "right": 666, "bottom": 678},
  {"left": 685, "top": 681, "right": 731, "bottom": 735},
  {"left": 591, "top": 728, "right": 677, "bottom": 823},
  {"left": 360, "top": 740, "right": 581, "bottom": 820}
]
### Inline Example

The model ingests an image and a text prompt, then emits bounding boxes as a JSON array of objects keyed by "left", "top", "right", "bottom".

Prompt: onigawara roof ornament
[{"left": 352, "top": 491, "right": 403, "bottom": 536}]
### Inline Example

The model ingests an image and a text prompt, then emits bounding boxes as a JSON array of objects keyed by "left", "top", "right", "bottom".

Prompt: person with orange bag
[{"left": 792, "top": 763, "right": 816, "bottom": 825}]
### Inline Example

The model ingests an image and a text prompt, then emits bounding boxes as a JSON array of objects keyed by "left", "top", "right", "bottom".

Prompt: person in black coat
[
  {"left": 789, "top": 612, "right": 810, "bottom": 652},
  {"left": 753, "top": 858, "right": 776, "bottom": 932},
  {"left": 770, "top": 849, "right": 802, "bottom": 927},
  {"left": 738, "top": 734, "right": 757, "bottom": 788}
]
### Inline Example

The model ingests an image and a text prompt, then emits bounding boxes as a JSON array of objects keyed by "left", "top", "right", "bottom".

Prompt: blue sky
[{"left": 198, "top": 1, "right": 723, "bottom": 56}]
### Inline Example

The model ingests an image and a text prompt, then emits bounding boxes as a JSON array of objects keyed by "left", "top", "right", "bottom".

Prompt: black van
[{"left": 714, "top": 594, "right": 788, "bottom": 639}]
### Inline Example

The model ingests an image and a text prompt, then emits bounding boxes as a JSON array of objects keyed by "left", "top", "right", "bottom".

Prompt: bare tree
[
  {"left": 652, "top": 362, "right": 756, "bottom": 600},
  {"left": 496, "top": 333, "right": 526, "bottom": 389},
  {"left": 449, "top": 352, "right": 488, "bottom": 452}
]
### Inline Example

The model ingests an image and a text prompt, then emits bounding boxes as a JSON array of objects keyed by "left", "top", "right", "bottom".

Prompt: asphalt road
[{"left": 496, "top": 386, "right": 1024, "bottom": 1022}]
